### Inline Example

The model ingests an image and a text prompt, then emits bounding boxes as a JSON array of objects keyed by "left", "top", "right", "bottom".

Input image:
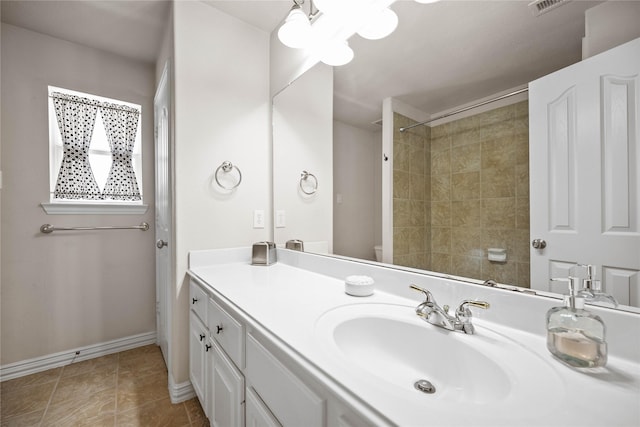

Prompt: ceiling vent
[{"left": 528, "top": 0, "right": 572, "bottom": 16}]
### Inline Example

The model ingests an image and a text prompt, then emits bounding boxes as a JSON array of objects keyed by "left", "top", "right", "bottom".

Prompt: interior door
[
  {"left": 154, "top": 62, "right": 172, "bottom": 364},
  {"left": 529, "top": 38, "right": 640, "bottom": 306}
]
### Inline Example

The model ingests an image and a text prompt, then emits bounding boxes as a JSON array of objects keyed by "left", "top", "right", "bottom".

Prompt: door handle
[
  {"left": 156, "top": 239, "right": 168, "bottom": 249},
  {"left": 531, "top": 239, "right": 547, "bottom": 249}
]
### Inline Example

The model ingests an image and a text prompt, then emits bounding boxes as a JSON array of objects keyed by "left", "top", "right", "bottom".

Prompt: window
[{"left": 44, "top": 86, "right": 146, "bottom": 214}]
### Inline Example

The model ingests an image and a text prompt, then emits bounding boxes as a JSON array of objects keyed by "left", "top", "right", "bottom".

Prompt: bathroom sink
[{"left": 314, "top": 303, "right": 565, "bottom": 413}]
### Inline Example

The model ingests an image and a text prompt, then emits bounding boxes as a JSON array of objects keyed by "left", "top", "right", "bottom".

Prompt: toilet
[{"left": 374, "top": 245, "right": 382, "bottom": 262}]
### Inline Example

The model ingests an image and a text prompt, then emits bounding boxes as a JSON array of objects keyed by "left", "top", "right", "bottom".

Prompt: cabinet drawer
[
  {"left": 208, "top": 298, "right": 245, "bottom": 368},
  {"left": 190, "top": 280, "right": 208, "bottom": 322},
  {"left": 246, "top": 333, "right": 324, "bottom": 427}
]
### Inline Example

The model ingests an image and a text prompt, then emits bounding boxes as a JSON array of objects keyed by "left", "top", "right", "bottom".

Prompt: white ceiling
[{"left": 1, "top": 0, "right": 603, "bottom": 130}]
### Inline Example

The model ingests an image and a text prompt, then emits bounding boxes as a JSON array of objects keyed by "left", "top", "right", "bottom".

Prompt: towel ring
[
  {"left": 215, "top": 161, "right": 242, "bottom": 190},
  {"left": 299, "top": 170, "right": 318, "bottom": 195}
]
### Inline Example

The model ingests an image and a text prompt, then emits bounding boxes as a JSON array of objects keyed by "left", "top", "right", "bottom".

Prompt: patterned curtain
[
  {"left": 52, "top": 93, "right": 102, "bottom": 200},
  {"left": 100, "top": 104, "right": 141, "bottom": 201}
]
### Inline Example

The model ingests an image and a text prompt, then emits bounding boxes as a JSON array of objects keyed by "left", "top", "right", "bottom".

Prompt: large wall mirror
[{"left": 272, "top": 0, "right": 640, "bottom": 312}]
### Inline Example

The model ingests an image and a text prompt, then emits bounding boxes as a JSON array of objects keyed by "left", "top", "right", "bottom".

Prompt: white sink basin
[{"left": 314, "top": 303, "right": 566, "bottom": 415}]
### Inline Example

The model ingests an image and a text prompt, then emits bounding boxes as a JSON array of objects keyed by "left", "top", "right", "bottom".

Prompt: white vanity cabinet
[
  {"left": 207, "top": 339, "right": 245, "bottom": 427},
  {"left": 206, "top": 297, "right": 245, "bottom": 427},
  {"left": 245, "top": 333, "right": 325, "bottom": 427},
  {"left": 245, "top": 387, "right": 282, "bottom": 427},
  {"left": 189, "top": 277, "right": 372, "bottom": 427},
  {"left": 189, "top": 281, "right": 210, "bottom": 408},
  {"left": 190, "top": 279, "right": 245, "bottom": 426}
]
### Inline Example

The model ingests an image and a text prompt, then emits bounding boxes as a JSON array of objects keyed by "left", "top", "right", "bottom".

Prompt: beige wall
[
  {"left": 0, "top": 24, "right": 156, "bottom": 365},
  {"left": 171, "top": 1, "right": 270, "bottom": 384},
  {"left": 393, "top": 113, "right": 431, "bottom": 269}
]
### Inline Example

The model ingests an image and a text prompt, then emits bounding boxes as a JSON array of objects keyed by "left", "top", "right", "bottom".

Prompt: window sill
[{"left": 41, "top": 202, "right": 149, "bottom": 215}]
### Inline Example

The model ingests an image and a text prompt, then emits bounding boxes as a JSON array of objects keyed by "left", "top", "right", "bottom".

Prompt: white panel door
[
  {"left": 154, "top": 62, "right": 172, "bottom": 364},
  {"left": 529, "top": 38, "right": 640, "bottom": 306}
]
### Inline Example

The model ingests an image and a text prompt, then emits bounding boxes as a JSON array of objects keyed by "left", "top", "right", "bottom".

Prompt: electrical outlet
[{"left": 253, "top": 210, "right": 265, "bottom": 229}]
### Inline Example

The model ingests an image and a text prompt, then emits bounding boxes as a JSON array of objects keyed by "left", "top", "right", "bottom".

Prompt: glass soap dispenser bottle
[{"left": 546, "top": 276, "right": 607, "bottom": 368}]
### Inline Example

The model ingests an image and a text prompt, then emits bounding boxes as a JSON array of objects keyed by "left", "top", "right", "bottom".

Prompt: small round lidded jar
[{"left": 345, "top": 275, "right": 375, "bottom": 297}]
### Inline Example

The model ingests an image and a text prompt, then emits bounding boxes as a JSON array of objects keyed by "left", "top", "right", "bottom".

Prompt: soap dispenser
[
  {"left": 576, "top": 264, "right": 619, "bottom": 308},
  {"left": 546, "top": 276, "right": 607, "bottom": 368}
]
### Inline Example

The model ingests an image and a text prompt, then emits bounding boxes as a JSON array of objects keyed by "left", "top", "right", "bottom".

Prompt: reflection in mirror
[
  {"left": 272, "top": 63, "right": 334, "bottom": 254},
  {"left": 272, "top": 1, "right": 640, "bottom": 312},
  {"left": 391, "top": 98, "right": 530, "bottom": 288}
]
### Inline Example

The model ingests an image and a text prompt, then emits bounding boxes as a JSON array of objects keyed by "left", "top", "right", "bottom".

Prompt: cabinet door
[
  {"left": 246, "top": 333, "right": 324, "bottom": 427},
  {"left": 246, "top": 387, "right": 282, "bottom": 427},
  {"left": 208, "top": 340, "right": 245, "bottom": 427},
  {"left": 189, "top": 311, "right": 207, "bottom": 407}
]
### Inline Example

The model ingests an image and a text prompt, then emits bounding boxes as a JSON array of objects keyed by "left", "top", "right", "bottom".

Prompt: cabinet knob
[
  {"left": 192, "top": 297, "right": 198, "bottom": 305},
  {"left": 216, "top": 325, "right": 224, "bottom": 334},
  {"left": 199, "top": 333, "right": 205, "bottom": 342},
  {"left": 205, "top": 343, "right": 212, "bottom": 352},
  {"left": 156, "top": 239, "right": 168, "bottom": 249}
]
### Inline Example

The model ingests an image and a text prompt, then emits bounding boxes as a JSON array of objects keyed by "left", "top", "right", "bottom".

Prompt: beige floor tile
[
  {"left": 41, "top": 387, "right": 116, "bottom": 426},
  {"left": 0, "top": 368, "right": 61, "bottom": 394},
  {"left": 117, "top": 372, "right": 169, "bottom": 413},
  {"left": 43, "top": 413, "right": 116, "bottom": 427},
  {"left": 183, "top": 397, "right": 206, "bottom": 425},
  {"left": 60, "top": 354, "right": 118, "bottom": 379},
  {"left": 50, "top": 370, "right": 116, "bottom": 405},
  {"left": 116, "top": 397, "right": 190, "bottom": 427},
  {"left": 0, "top": 409, "right": 45, "bottom": 427},
  {"left": 117, "top": 345, "right": 160, "bottom": 363},
  {"left": 0, "top": 381, "right": 56, "bottom": 419},
  {"left": 118, "top": 350, "right": 166, "bottom": 380},
  {"left": 0, "top": 345, "right": 181, "bottom": 427}
]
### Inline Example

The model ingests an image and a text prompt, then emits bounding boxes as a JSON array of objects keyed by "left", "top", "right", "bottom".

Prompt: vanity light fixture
[
  {"left": 277, "top": 0, "right": 399, "bottom": 66},
  {"left": 357, "top": 6, "right": 398, "bottom": 40},
  {"left": 278, "top": 1, "right": 313, "bottom": 48},
  {"left": 319, "top": 40, "right": 354, "bottom": 66}
]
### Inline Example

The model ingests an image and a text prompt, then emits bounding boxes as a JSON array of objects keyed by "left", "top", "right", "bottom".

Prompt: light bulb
[
  {"left": 357, "top": 7, "right": 398, "bottom": 40},
  {"left": 278, "top": 6, "right": 311, "bottom": 49},
  {"left": 320, "top": 40, "right": 354, "bottom": 66}
]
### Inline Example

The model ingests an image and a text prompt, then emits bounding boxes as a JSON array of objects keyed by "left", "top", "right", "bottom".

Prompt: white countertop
[{"left": 188, "top": 248, "right": 640, "bottom": 427}]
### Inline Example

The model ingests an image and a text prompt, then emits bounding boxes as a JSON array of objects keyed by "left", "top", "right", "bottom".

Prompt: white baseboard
[
  {"left": 0, "top": 331, "right": 157, "bottom": 382},
  {"left": 169, "top": 372, "right": 196, "bottom": 403}
]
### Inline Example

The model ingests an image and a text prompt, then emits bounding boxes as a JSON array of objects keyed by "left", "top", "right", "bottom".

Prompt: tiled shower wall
[
  {"left": 393, "top": 101, "right": 530, "bottom": 287},
  {"left": 392, "top": 113, "right": 431, "bottom": 270}
]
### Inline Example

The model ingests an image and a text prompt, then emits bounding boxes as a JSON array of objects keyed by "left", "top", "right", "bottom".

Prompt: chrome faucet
[{"left": 409, "top": 285, "right": 490, "bottom": 334}]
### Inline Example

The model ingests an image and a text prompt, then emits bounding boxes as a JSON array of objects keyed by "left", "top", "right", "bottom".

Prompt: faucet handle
[
  {"left": 409, "top": 284, "right": 435, "bottom": 303},
  {"left": 455, "top": 300, "right": 490, "bottom": 316}
]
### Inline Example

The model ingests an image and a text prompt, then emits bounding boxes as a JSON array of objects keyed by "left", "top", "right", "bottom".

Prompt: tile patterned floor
[{"left": 0, "top": 345, "right": 207, "bottom": 426}]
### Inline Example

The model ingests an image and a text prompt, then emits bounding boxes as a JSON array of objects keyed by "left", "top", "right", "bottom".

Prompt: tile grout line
[
  {"left": 37, "top": 365, "right": 64, "bottom": 427},
  {"left": 114, "top": 352, "right": 120, "bottom": 427}
]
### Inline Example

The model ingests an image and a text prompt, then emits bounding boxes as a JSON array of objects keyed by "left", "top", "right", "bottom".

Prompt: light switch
[
  {"left": 337, "top": 193, "right": 343, "bottom": 204},
  {"left": 276, "top": 210, "right": 286, "bottom": 228},
  {"left": 253, "top": 210, "right": 265, "bottom": 228}
]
